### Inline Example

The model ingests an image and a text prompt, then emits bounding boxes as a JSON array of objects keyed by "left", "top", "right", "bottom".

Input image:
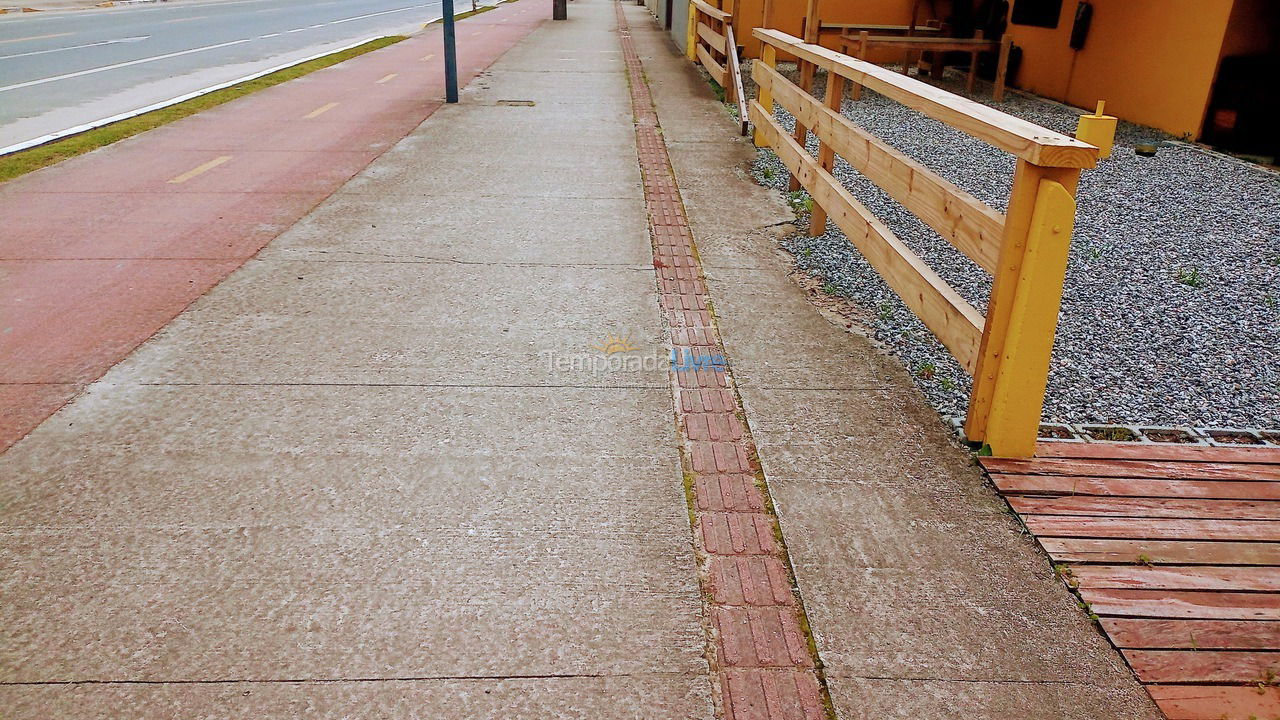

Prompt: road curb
[{"left": 0, "top": 0, "right": 512, "bottom": 157}]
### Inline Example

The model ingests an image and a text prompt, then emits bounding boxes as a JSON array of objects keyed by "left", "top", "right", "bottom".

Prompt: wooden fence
[
  {"left": 749, "top": 29, "right": 1098, "bottom": 458},
  {"left": 687, "top": 0, "right": 748, "bottom": 135}
]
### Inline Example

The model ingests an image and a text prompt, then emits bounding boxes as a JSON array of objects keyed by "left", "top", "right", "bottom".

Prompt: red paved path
[
  {"left": 617, "top": 6, "right": 829, "bottom": 719},
  {"left": 983, "top": 442, "right": 1280, "bottom": 720},
  {"left": 0, "top": 0, "right": 548, "bottom": 451}
]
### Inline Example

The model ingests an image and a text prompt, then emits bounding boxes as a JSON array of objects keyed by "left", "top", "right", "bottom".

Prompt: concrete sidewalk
[
  {"left": 1, "top": 1, "right": 1159, "bottom": 718},
  {"left": 2, "top": 1, "right": 709, "bottom": 716}
]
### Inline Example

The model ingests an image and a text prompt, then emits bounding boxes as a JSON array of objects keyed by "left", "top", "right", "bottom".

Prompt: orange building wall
[
  {"left": 735, "top": 0, "right": 939, "bottom": 60},
  {"left": 1007, "top": 0, "right": 1235, "bottom": 138}
]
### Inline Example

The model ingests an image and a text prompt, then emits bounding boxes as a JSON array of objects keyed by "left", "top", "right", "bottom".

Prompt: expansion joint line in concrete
[{"left": 612, "top": 4, "right": 833, "bottom": 719}]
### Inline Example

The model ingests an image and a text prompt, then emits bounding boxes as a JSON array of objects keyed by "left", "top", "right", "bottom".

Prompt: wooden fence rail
[
  {"left": 750, "top": 29, "right": 1098, "bottom": 458},
  {"left": 687, "top": 0, "right": 748, "bottom": 135}
]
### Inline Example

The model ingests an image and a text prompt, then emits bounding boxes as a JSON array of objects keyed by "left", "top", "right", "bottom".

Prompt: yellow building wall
[{"left": 1007, "top": 0, "right": 1235, "bottom": 138}]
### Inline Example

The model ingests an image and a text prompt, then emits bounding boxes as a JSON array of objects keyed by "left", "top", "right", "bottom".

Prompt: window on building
[{"left": 1010, "top": 0, "right": 1064, "bottom": 28}]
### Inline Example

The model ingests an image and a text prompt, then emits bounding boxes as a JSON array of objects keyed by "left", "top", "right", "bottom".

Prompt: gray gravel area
[{"left": 751, "top": 64, "right": 1280, "bottom": 429}]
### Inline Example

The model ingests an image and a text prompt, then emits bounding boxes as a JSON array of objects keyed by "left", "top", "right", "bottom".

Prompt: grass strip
[{"left": 0, "top": 35, "right": 406, "bottom": 184}]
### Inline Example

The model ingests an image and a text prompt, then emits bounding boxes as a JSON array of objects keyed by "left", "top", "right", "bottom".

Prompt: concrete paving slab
[
  {"left": 703, "top": 267, "right": 904, "bottom": 389},
  {"left": 828, "top": 676, "right": 1160, "bottom": 720},
  {"left": 0, "top": 675, "right": 712, "bottom": 720},
  {"left": 99, "top": 259, "right": 665, "bottom": 386},
  {"left": 741, "top": 388, "right": 964, "bottom": 480},
  {"left": 767, "top": 481, "right": 1136, "bottom": 684},
  {"left": 466, "top": 67, "right": 631, "bottom": 105},
  {"left": 0, "top": 384, "right": 681, "bottom": 527},
  {"left": 260, "top": 194, "right": 652, "bottom": 265},
  {"left": 0, "top": 386, "right": 701, "bottom": 681}
]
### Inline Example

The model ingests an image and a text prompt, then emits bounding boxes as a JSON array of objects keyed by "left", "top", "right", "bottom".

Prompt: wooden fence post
[
  {"left": 787, "top": 0, "right": 821, "bottom": 192},
  {"left": 965, "top": 161, "right": 1081, "bottom": 456},
  {"left": 994, "top": 34, "right": 1012, "bottom": 102},
  {"left": 850, "top": 30, "right": 869, "bottom": 100},
  {"left": 687, "top": 2, "right": 699, "bottom": 60},
  {"left": 808, "top": 72, "right": 845, "bottom": 236},
  {"left": 752, "top": 44, "right": 777, "bottom": 147}
]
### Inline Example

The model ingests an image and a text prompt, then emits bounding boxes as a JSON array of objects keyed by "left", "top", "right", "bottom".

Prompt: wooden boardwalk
[{"left": 981, "top": 442, "right": 1280, "bottom": 720}]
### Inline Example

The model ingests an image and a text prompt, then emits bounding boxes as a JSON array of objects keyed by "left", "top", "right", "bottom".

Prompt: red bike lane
[{"left": 0, "top": 0, "right": 548, "bottom": 451}]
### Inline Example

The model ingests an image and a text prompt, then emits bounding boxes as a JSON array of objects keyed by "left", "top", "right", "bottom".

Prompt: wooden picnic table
[
  {"left": 840, "top": 31, "right": 1012, "bottom": 100},
  {"left": 818, "top": 23, "right": 942, "bottom": 35}
]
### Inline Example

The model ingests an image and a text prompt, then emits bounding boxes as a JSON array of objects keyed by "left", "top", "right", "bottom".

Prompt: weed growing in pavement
[
  {"left": 1052, "top": 564, "right": 1078, "bottom": 588},
  {"left": 821, "top": 282, "right": 838, "bottom": 296},
  {"left": 916, "top": 362, "right": 937, "bottom": 380},
  {"left": 762, "top": 166, "right": 777, "bottom": 181},
  {"left": 1137, "top": 554, "right": 1154, "bottom": 566},
  {"left": 877, "top": 301, "right": 894, "bottom": 323},
  {"left": 939, "top": 377, "right": 956, "bottom": 391},
  {"left": 800, "top": 247, "right": 813, "bottom": 258},
  {"left": 786, "top": 190, "right": 812, "bottom": 214},
  {"left": 1174, "top": 266, "right": 1205, "bottom": 288}
]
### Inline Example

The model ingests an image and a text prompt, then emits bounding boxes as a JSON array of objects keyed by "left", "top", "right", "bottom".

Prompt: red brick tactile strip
[
  {"left": 982, "top": 442, "right": 1280, "bottom": 720},
  {"left": 0, "top": 0, "right": 549, "bottom": 453},
  {"left": 614, "top": 5, "right": 831, "bottom": 719}
]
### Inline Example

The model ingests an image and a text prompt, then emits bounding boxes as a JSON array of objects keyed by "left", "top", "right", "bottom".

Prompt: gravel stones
[{"left": 751, "top": 65, "right": 1280, "bottom": 428}]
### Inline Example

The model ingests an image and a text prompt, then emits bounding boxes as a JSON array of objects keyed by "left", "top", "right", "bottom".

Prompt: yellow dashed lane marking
[
  {"left": 163, "top": 15, "right": 208, "bottom": 23},
  {"left": 375, "top": 73, "right": 398, "bottom": 84},
  {"left": 1, "top": 32, "right": 72, "bottom": 44},
  {"left": 303, "top": 102, "right": 339, "bottom": 118},
  {"left": 420, "top": 53, "right": 435, "bottom": 61},
  {"left": 168, "top": 155, "right": 232, "bottom": 184}
]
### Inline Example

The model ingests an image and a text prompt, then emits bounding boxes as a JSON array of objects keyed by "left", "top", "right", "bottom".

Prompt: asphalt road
[{"left": 0, "top": 0, "right": 462, "bottom": 151}]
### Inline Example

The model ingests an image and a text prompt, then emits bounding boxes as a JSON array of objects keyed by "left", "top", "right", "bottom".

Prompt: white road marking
[
  {"left": 0, "top": 1, "right": 456, "bottom": 96},
  {"left": 0, "top": 35, "right": 148, "bottom": 61},
  {"left": 328, "top": 3, "right": 437, "bottom": 25},
  {"left": 375, "top": 72, "right": 397, "bottom": 84},
  {"left": 0, "top": 37, "right": 254, "bottom": 93}
]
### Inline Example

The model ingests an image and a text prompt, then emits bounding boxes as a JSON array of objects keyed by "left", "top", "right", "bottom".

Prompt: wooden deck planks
[
  {"left": 1024, "top": 515, "right": 1280, "bottom": 541},
  {"left": 1148, "top": 685, "right": 1280, "bottom": 720},
  {"left": 981, "top": 441, "right": 1280, "bottom": 719},
  {"left": 1128, "top": 649, "right": 1280, "bottom": 683},
  {"left": 1040, "top": 538, "right": 1280, "bottom": 565},
  {"left": 1008, "top": 495, "right": 1280, "bottom": 520},
  {"left": 1070, "top": 565, "right": 1280, "bottom": 591},
  {"left": 1101, "top": 618, "right": 1280, "bottom": 649},
  {"left": 991, "top": 474, "right": 1280, "bottom": 500},
  {"left": 1078, "top": 588, "right": 1280, "bottom": 620},
  {"left": 1034, "top": 442, "right": 1280, "bottom": 464},
  {"left": 984, "top": 457, "right": 1280, "bottom": 481}
]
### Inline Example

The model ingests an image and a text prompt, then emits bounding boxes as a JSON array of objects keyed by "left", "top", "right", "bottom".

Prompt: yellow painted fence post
[
  {"left": 966, "top": 164, "right": 1080, "bottom": 457},
  {"left": 751, "top": 45, "right": 776, "bottom": 147},
  {"left": 687, "top": 2, "right": 699, "bottom": 60}
]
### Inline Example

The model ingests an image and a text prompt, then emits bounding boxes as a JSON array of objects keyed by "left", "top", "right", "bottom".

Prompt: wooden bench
[{"left": 840, "top": 31, "right": 1013, "bottom": 100}]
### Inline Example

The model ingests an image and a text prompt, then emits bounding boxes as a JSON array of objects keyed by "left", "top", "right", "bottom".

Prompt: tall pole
[{"left": 443, "top": 0, "right": 458, "bottom": 103}]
